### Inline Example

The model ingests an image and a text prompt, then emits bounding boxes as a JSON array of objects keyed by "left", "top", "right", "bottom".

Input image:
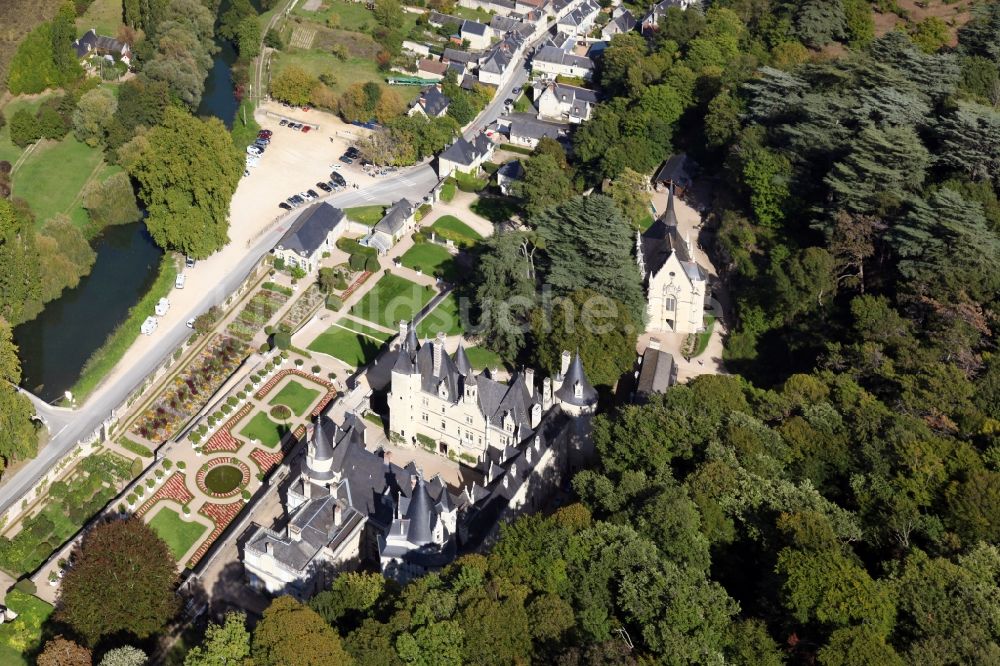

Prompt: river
[{"left": 13, "top": 35, "right": 239, "bottom": 402}]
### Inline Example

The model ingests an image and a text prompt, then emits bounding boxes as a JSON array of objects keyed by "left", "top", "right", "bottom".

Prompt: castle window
[
  {"left": 664, "top": 295, "right": 676, "bottom": 312},
  {"left": 422, "top": 413, "right": 429, "bottom": 422},
  {"left": 466, "top": 415, "right": 473, "bottom": 425},
  {"left": 441, "top": 421, "right": 446, "bottom": 430}
]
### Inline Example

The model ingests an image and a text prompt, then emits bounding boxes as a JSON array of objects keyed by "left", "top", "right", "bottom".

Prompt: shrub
[
  {"left": 126, "top": 493, "right": 137, "bottom": 505},
  {"left": 349, "top": 253, "right": 366, "bottom": 271},
  {"left": 163, "top": 459, "right": 173, "bottom": 470},
  {"left": 272, "top": 331, "right": 291, "bottom": 350},
  {"left": 177, "top": 461, "right": 187, "bottom": 470},
  {"left": 146, "top": 478, "right": 155, "bottom": 488},
  {"left": 326, "top": 295, "right": 343, "bottom": 311},
  {"left": 270, "top": 404, "right": 292, "bottom": 420},
  {"left": 241, "top": 490, "right": 251, "bottom": 501},
  {"left": 311, "top": 364, "right": 321, "bottom": 373},
  {"left": 365, "top": 255, "right": 380, "bottom": 272},
  {"left": 182, "top": 504, "right": 191, "bottom": 515},
  {"left": 227, "top": 396, "right": 239, "bottom": 407},
  {"left": 155, "top": 469, "right": 164, "bottom": 478},
  {"left": 130, "top": 458, "right": 144, "bottom": 477},
  {"left": 294, "top": 358, "right": 304, "bottom": 367}
]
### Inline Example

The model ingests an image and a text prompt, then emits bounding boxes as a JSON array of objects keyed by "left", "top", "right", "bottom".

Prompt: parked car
[
  {"left": 512, "top": 86, "right": 521, "bottom": 95},
  {"left": 504, "top": 97, "right": 513, "bottom": 106},
  {"left": 186, "top": 317, "right": 195, "bottom": 329},
  {"left": 339, "top": 156, "right": 353, "bottom": 164},
  {"left": 279, "top": 119, "right": 288, "bottom": 126},
  {"left": 300, "top": 191, "right": 315, "bottom": 201},
  {"left": 327, "top": 180, "right": 341, "bottom": 190},
  {"left": 286, "top": 196, "right": 298, "bottom": 206},
  {"left": 306, "top": 188, "right": 319, "bottom": 198},
  {"left": 301, "top": 125, "right": 311, "bottom": 133},
  {"left": 290, "top": 195, "right": 305, "bottom": 205},
  {"left": 258, "top": 129, "right": 273, "bottom": 138},
  {"left": 330, "top": 172, "right": 346, "bottom": 186},
  {"left": 345, "top": 147, "right": 360, "bottom": 158},
  {"left": 316, "top": 182, "right": 332, "bottom": 192},
  {"left": 279, "top": 202, "right": 291, "bottom": 210},
  {"left": 247, "top": 146, "right": 262, "bottom": 156},
  {"left": 255, "top": 137, "right": 270, "bottom": 145},
  {"left": 244, "top": 169, "right": 250, "bottom": 177},
  {"left": 290, "top": 123, "right": 302, "bottom": 130},
  {"left": 185, "top": 255, "right": 196, "bottom": 268}
]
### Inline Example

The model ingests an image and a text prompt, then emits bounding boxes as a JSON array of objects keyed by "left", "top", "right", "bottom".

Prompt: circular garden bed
[
  {"left": 196, "top": 458, "right": 251, "bottom": 499},
  {"left": 269, "top": 404, "right": 292, "bottom": 420}
]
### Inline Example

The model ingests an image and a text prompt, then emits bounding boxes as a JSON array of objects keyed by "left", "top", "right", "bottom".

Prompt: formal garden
[
  {"left": 0, "top": 451, "right": 133, "bottom": 576},
  {"left": 415, "top": 293, "right": 465, "bottom": 338},
  {"left": 227, "top": 288, "right": 290, "bottom": 342},
  {"left": 148, "top": 507, "right": 208, "bottom": 561},
  {"left": 306, "top": 319, "right": 389, "bottom": 367},
  {"left": 278, "top": 284, "right": 325, "bottom": 333},
  {"left": 399, "top": 241, "right": 458, "bottom": 282},
  {"left": 130, "top": 336, "right": 249, "bottom": 443}
]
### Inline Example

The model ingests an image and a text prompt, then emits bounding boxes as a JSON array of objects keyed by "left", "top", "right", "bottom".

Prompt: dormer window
[{"left": 574, "top": 381, "right": 582, "bottom": 399}]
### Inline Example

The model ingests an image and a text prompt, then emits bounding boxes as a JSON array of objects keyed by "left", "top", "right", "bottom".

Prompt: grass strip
[{"left": 69, "top": 256, "right": 178, "bottom": 402}]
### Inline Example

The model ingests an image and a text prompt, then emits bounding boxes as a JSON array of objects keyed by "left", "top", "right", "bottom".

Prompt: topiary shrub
[
  {"left": 364, "top": 255, "right": 380, "bottom": 273},
  {"left": 326, "top": 295, "right": 343, "bottom": 311},
  {"left": 294, "top": 358, "right": 304, "bottom": 367},
  {"left": 311, "top": 364, "right": 321, "bottom": 374},
  {"left": 349, "top": 253, "right": 366, "bottom": 271},
  {"left": 270, "top": 404, "right": 292, "bottom": 420},
  {"left": 163, "top": 459, "right": 173, "bottom": 470}
]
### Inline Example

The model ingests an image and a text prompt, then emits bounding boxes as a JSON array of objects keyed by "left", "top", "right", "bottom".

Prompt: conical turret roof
[
  {"left": 404, "top": 477, "right": 437, "bottom": 546},
  {"left": 454, "top": 344, "right": 473, "bottom": 377},
  {"left": 554, "top": 351, "right": 598, "bottom": 406}
]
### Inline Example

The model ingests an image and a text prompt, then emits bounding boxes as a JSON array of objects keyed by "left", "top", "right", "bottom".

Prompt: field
[
  {"left": 0, "top": 94, "right": 57, "bottom": 165},
  {"left": 399, "top": 242, "right": 457, "bottom": 281},
  {"left": 294, "top": 1, "right": 384, "bottom": 32},
  {"left": 349, "top": 273, "right": 435, "bottom": 329},
  {"left": 344, "top": 204, "right": 385, "bottom": 226},
  {"left": 149, "top": 507, "right": 207, "bottom": 561},
  {"left": 76, "top": 0, "right": 125, "bottom": 37},
  {"left": 0, "top": 590, "right": 53, "bottom": 666},
  {"left": 429, "top": 215, "right": 482, "bottom": 246},
  {"left": 415, "top": 293, "right": 464, "bottom": 338},
  {"left": 12, "top": 135, "right": 119, "bottom": 229},
  {"left": 466, "top": 346, "right": 503, "bottom": 371},
  {"left": 307, "top": 324, "right": 383, "bottom": 366},
  {"left": 268, "top": 379, "right": 320, "bottom": 416},
  {"left": 239, "top": 411, "right": 288, "bottom": 449},
  {"left": 272, "top": 49, "right": 392, "bottom": 99}
]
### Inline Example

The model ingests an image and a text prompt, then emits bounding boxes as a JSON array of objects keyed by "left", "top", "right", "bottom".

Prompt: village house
[
  {"left": 556, "top": 0, "right": 600, "bottom": 37},
  {"left": 272, "top": 203, "right": 346, "bottom": 274},
  {"left": 508, "top": 116, "right": 566, "bottom": 149},
  {"left": 535, "top": 80, "right": 597, "bottom": 123},
  {"left": 477, "top": 31, "right": 527, "bottom": 87},
  {"left": 636, "top": 187, "right": 709, "bottom": 334},
  {"left": 602, "top": 7, "right": 637, "bottom": 39},
  {"left": 73, "top": 29, "right": 131, "bottom": 65},
  {"left": 437, "top": 132, "right": 495, "bottom": 177},
  {"left": 496, "top": 160, "right": 524, "bottom": 195},
  {"left": 532, "top": 45, "right": 594, "bottom": 80},
  {"left": 460, "top": 20, "right": 492, "bottom": 50},
  {"left": 641, "top": 0, "right": 697, "bottom": 34},
  {"left": 417, "top": 59, "right": 449, "bottom": 80},
  {"left": 460, "top": 0, "right": 518, "bottom": 16},
  {"left": 407, "top": 85, "right": 451, "bottom": 118},
  {"left": 362, "top": 199, "right": 418, "bottom": 254}
]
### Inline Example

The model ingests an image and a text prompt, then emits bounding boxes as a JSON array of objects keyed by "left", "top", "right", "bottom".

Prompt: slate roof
[
  {"left": 558, "top": 0, "right": 599, "bottom": 27},
  {"left": 429, "top": 11, "right": 463, "bottom": 27},
  {"left": 402, "top": 477, "right": 437, "bottom": 545},
  {"left": 416, "top": 86, "right": 450, "bottom": 115},
  {"left": 510, "top": 117, "right": 564, "bottom": 142},
  {"left": 533, "top": 45, "right": 593, "bottom": 71},
  {"left": 639, "top": 186, "right": 702, "bottom": 280},
  {"left": 539, "top": 81, "right": 598, "bottom": 120},
  {"left": 478, "top": 31, "right": 525, "bottom": 75},
  {"left": 636, "top": 346, "right": 674, "bottom": 398},
  {"left": 439, "top": 133, "right": 492, "bottom": 166},
  {"left": 461, "top": 19, "right": 489, "bottom": 37},
  {"left": 74, "top": 29, "right": 128, "bottom": 59},
  {"left": 275, "top": 203, "right": 345, "bottom": 257},
  {"left": 497, "top": 159, "right": 524, "bottom": 182},
  {"left": 443, "top": 47, "right": 479, "bottom": 64},
  {"left": 374, "top": 199, "right": 415, "bottom": 236},
  {"left": 555, "top": 351, "right": 598, "bottom": 406},
  {"left": 605, "top": 9, "right": 637, "bottom": 34},
  {"left": 653, "top": 153, "right": 694, "bottom": 186}
]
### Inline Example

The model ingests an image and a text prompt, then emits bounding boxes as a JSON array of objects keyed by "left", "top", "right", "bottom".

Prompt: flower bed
[
  {"left": 202, "top": 403, "right": 252, "bottom": 453},
  {"left": 135, "top": 473, "right": 193, "bottom": 518},
  {"left": 249, "top": 448, "right": 284, "bottom": 474},
  {"left": 189, "top": 501, "right": 245, "bottom": 566},
  {"left": 195, "top": 458, "right": 251, "bottom": 499},
  {"left": 340, "top": 271, "right": 373, "bottom": 301},
  {"left": 255, "top": 369, "right": 335, "bottom": 401},
  {"left": 132, "top": 336, "right": 248, "bottom": 442},
  {"left": 279, "top": 284, "right": 325, "bottom": 332}
]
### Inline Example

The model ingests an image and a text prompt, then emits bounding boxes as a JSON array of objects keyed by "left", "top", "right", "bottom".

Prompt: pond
[
  {"left": 15, "top": 33, "right": 240, "bottom": 402},
  {"left": 13, "top": 222, "right": 163, "bottom": 402}
]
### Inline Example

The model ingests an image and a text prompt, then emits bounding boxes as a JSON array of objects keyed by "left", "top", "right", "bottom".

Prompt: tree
[
  {"left": 794, "top": 0, "right": 846, "bottom": 48},
  {"left": 605, "top": 168, "right": 651, "bottom": 228},
  {"left": 310, "top": 572, "right": 387, "bottom": 630},
  {"left": 0, "top": 321, "right": 37, "bottom": 473},
  {"left": 531, "top": 289, "right": 637, "bottom": 388},
  {"left": 50, "top": 3, "right": 83, "bottom": 85},
  {"left": 82, "top": 172, "right": 142, "bottom": 231},
  {"left": 515, "top": 154, "right": 575, "bottom": 218},
  {"left": 72, "top": 87, "right": 118, "bottom": 147},
  {"left": 98, "top": 646, "right": 148, "bottom": 666},
  {"left": 185, "top": 612, "right": 252, "bottom": 666},
  {"left": 911, "top": 17, "right": 949, "bottom": 54},
  {"left": 252, "top": 596, "right": 353, "bottom": 666},
  {"left": 473, "top": 231, "right": 536, "bottom": 361},
  {"left": 235, "top": 17, "right": 261, "bottom": 58},
  {"left": 37, "top": 636, "right": 92, "bottom": 666},
  {"left": 122, "top": 107, "right": 243, "bottom": 258},
  {"left": 818, "top": 626, "right": 905, "bottom": 666},
  {"left": 0, "top": 199, "right": 42, "bottom": 326},
  {"left": 56, "top": 518, "right": 179, "bottom": 645},
  {"left": 270, "top": 65, "right": 316, "bottom": 106},
  {"left": 9, "top": 109, "right": 40, "bottom": 148},
  {"left": 373, "top": 0, "right": 404, "bottom": 30},
  {"left": 6, "top": 23, "right": 59, "bottom": 94},
  {"left": 533, "top": 195, "right": 646, "bottom": 326}
]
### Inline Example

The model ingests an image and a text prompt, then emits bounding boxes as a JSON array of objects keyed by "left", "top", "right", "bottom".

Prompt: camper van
[
  {"left": 141, "top": 317, "right": 158, "bottom": 335},
  {"left": 155, "top": 297, "right": 170, "bottom": 316}
]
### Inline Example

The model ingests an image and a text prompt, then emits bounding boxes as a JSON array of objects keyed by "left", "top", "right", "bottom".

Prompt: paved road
[{"left": 0, "top": 31, "right": 542, "bottom": 517}]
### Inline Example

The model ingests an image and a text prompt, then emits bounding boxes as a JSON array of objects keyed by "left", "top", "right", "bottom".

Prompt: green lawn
[
  {"left": 11, "top": 136, "right": 112, "bottom": 229},
  {"left": 239, "top": 411, "right": 288, "bottom": 449},
  {"left": 399, "top": 242, "right": 457, "bottom": 281},
  {"left": 272, "top": 49, "right": 394, "bottom": 98},
  {"left": 338, "top": 317, "right": 392, "bottom": 341},
  {"left": 429, "top": 215, "right": 482, "bottom": 246},
  {"left": 415, "top": 293, "right": 464, "bottom": 338},
  {"left": 307, "top": 325, "right": 383, "bottom": 367},
  {"left": 452, "top": 6, "right": 493, "bottom": 21},
  {"left": 466, "top": 346, "right": 503, "bottom": 371},
  {"left": 295, "top": 1, "right": 382, "bottom": 31},
  {"left": 0, "top": 94, "right": 57, "bottom": 165},
  {"left": 268, "top": 379, "right": 321, "bottom": 416},
  {"left": 149, "top": 507, "right": 207, "bottom": 562},
  {"left": 76, "top": 0, "right": 125, "bottom": 36},
  {"left": 344, "top": 204, "right": 386, "bottom": 226},
  {"left": 0, "top": 590, "right": 53, "bottom": 665},
  {"left": 452, "top": 171, "right": 487, "bottom": 192},
  {"left": 693, "top": 315, "right": 716, "bottom": 357},
  {"left": 350, "top": 273, "right": 435, "bottom": 329},
  {"left": 513, "top": 85, "right": 534, "bottom": 113}
]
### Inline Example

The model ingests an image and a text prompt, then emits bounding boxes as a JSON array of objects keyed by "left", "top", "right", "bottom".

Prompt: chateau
[
  {"left": 242, "top": 326, "right": 598, "bottom": 595},
  {"left": 637, "top": 187, "right": 709, "bottom": 334}
]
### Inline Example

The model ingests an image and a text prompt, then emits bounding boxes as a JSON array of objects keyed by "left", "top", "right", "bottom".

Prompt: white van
[
  {"left": 175, "top": 274, "right": 186, "bottom": 289},
  {"left": 141, "top": 316, "right": 158, "bottom": 335},
  {"left": 155, "top": 297, "right": 170, "bottom": 317}
]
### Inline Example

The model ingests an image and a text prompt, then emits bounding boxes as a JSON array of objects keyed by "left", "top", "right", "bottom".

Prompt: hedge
[
  {"left": 326, "top": 295, "right": 343, "bottom": 311},
  {"left": 119, "top": 438, "right": 152, "bottom": 458}
]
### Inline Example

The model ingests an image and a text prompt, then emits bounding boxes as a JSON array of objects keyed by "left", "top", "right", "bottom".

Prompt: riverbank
[{"left": 68, "top": 256, "right": 178, "bottom": 403}]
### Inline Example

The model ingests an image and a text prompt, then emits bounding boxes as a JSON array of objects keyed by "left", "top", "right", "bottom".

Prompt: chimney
[
  {"left": 334, "top": 503, "right": 343, "bottom": 526},
  {"left": 648, "top": 337, "right": 661, "bottom": 351},
  {"left": 434, "top": 332, "right": 446, "bottom": 375},
  {"left": 384, "top": 451, "right": 392, "bottom": 468},
  {"left": 264, "top": 541, "right": 272, "bottom": 555},
  {"left": 410, "top": 475, "right": 418, "bottom": 490},
  {"left": 302, "top": 479, "right": 311, "bottom": 499},
  {"left": 560, "top": 350, "right": 571, "bottom": 377},
  {"left": 399, "top": 320, "right": 409, "bottom": 341},
  {"left": 289, "top": 524, "right": 302, "bottom": 542},
  {"left": 524, "top": 368, "right": 534, "bottom": 396}
]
